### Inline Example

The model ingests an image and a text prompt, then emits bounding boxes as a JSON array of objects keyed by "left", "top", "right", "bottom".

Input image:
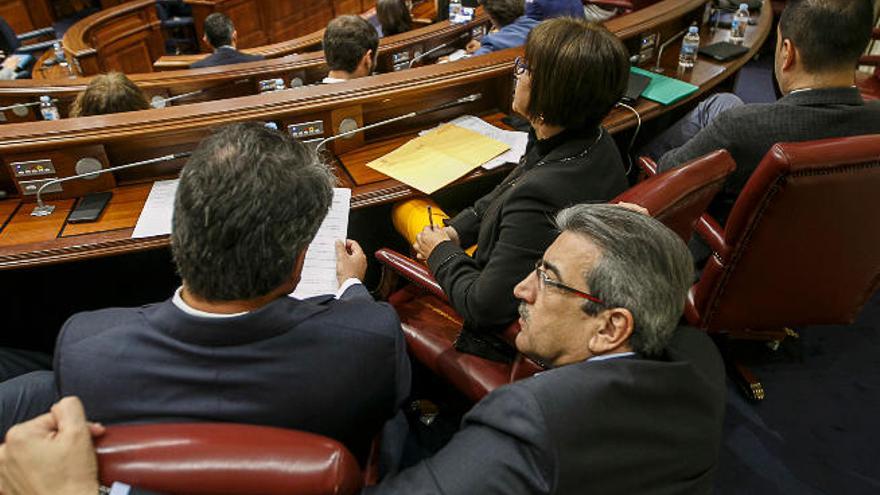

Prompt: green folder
[{"left": 631, "top": 66, "right": 699, "bottom": 105}]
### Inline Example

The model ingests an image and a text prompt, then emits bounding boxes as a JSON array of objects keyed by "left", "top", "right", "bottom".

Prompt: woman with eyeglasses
[{"left": 396, "top": 18, "right": 630, "bottom": 360}]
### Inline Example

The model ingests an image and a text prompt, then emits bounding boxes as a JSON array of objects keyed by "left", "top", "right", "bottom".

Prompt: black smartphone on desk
[{"left": 67, "top": 191, "right": 112, "bottom": 223}]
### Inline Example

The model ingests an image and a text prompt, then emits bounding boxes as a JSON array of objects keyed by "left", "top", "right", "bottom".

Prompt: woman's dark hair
[
  {"left": 70, "top": 72, "right": 150, "bottom": 117},
  {"left": 377, "top": 0, "right": 413, "bottom": 36},
  {"left": 479, "top": 0, "right": 524, "bottom": 27},
  {"left": 523, "top": 18, "right": 629, "bottom": 129}
]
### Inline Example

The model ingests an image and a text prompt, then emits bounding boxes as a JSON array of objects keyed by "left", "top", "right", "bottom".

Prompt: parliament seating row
[
  {"left": 0, "top": 5, "right": 487, "bottom": 122},
  {"left": 0, "top": 0, "right": 771, "bottom": 272}
]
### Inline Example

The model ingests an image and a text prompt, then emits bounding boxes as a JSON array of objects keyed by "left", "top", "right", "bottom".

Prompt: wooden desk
[
  {"left": 0, "top": 0, "right": 771, "bottom": 270},
  {"left": 0, "top": 0, "right": 55, "bottom": 33}
]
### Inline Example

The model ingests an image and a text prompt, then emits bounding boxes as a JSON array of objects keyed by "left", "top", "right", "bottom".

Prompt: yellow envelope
[{"left": 366, "top": 123, "right": 510, "bottom": 194}]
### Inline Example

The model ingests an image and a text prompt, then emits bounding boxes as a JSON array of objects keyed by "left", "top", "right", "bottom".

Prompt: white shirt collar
[
  {"left": 322, "top": 76, "right": 348, "bottom": 84},
  {"left": 172, "top": 287, "right": 248, "bottom": 318},
  {"left": 587, "top": 351, "right": 637, "bottom": 362}
]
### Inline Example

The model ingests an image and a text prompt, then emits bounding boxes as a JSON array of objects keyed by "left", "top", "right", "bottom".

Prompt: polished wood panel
[
  {"left": 0, "top": 198, "right": 74, "bottom": 247},
  {"left": 0, "top": 0, "right": 54, "bottom": 33},
  {"left": 60, "top": 183, "right": 151, "bottom": 237},
  {"left": 62, "top": 0, "right": 165, "bottom": 75}
]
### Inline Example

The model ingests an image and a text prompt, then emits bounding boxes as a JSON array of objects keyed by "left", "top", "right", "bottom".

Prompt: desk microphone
[
  {"left": 408, "top": 40, "right": 455, "bottom": 69},
  {"left": 150, "top": 79, "right": 252, "bottom": 109},
  {"left": 314, "top": 93, "right": 482, "bottom": 153},
  {"left": 31, "top": 152, "right": 192, "bottom": 217}
]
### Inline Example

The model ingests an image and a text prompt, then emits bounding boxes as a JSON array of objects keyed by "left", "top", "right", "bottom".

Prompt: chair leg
[{"left": 710, "top": 334, "right": 765, "bottom": 401}]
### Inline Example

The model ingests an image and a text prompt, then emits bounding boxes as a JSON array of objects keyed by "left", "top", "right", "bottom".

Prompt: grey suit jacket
[
  {"left": 55, "top": 284, "right": 410, "bottom": 463},
  {"left": 657, "top": 87, "right": 880, "bottom": 222},
  {"left": 367, "top": 327, "right": 726, "bottom": 494},
  {"left": 189, "top": 46, "right": 264, "bottom": 69}
]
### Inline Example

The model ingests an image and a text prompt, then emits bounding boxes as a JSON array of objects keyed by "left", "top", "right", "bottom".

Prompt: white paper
[
  {"left": 290, "top": 188, "right": 352, "bottom": 299},
  {"left": 132, "top": 179, "right": 179, "bottom": 238},
  {"left": 419, "top": 115, "right": 528, "bottom": 170}
]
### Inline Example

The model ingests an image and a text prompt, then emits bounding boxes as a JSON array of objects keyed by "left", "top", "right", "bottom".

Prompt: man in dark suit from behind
[
  {"left": 0, "top": 123, "right": 410, "bottom": 464},
  {"left": 189, "top": 13, "right": 264, "bottom": 69},
  {"left": 644, "top": 0, "right": 880, "bottom": 224},
  {"left": 0, "top": 205, "right": 723, "bottom": 494},
  {"left": 321, "top": 15, "right": 379, "bottom": 83}
]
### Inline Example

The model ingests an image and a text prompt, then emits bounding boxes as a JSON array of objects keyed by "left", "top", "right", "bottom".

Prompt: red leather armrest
[
  {"left": 859, "top": 54, "right": 880, "bottom": 66},
  {"left": 694, "top": 214, "right": 727, "bottom": 255},
  {"left": 375, "top": 248, "right": 448, "bottom": 302},
  {"left": 97, "top": 423, "right": 363, "bottom": 495},
  {"left": 638, "top": 156, "right": 659, "bottom": 176}
]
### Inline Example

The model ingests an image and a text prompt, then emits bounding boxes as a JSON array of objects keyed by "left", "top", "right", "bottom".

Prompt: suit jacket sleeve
[
  {"left": 338, "top": 282, "right": 412, "bottom": 409},
  {"left": 364, "top": 385, "right": 554, "bottom": 495},
  {"left": 657, "top": 112, "right": 736, "bottom": 172},
  {"left": 428, "top": 183, "right": 558, "bottom": 329}
]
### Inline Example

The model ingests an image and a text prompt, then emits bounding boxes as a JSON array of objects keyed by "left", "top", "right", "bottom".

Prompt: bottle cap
[
  {"left": 740, "top": 3, "right": 749, "bottom": 9},
  {"left": 40, "top": 95, "right": 50, "bottom": 102},
  {"left": 689, "top": 26, "right": 699, "bottom": 34}
]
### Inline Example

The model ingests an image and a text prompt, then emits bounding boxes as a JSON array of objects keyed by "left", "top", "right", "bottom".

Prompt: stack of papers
[
  {"left": 367, "top": 123, "right": 510, "bottom": 194},
  {"left": 420, "top": 115, "right": 528, "bottom": 170}
]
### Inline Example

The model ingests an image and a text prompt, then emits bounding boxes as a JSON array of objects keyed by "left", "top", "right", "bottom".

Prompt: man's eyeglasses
[
  {"left": 514, "top": 56, "right": 529, "bottom": 76},
  {"left": 534, "top": 260, "right": 604, "bottom": 305}
]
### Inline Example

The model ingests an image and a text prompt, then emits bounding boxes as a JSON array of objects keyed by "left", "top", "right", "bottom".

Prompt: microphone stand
[
  {"left": 314, "top": 93, "right": 482, "bottom": 153},
  {"left": 31, "top": 152, "right": 192, "bottom": 217}
]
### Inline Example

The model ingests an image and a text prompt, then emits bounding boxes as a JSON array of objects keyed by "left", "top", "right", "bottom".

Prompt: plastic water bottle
[
  {"left": 679, "top": 26, "right": 700, "bottom": 69},
  {"left": 39, "top": 96, "right": 60, "bottom": 121},
  {"left": 52, "top": 41, "right": 65, "bottom": 64},
  {"left": 729, "top": 3, "right": 749, "bottom": 45}
]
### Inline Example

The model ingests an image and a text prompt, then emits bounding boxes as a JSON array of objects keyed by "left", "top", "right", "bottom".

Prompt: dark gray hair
[
  {"left": 172, "top": 122, "right": 334, "bottom": 301},
  {"left": 204, "top": 13, "right": 235, "bottom": 48},
  {"left": 555, "top": 204, "right": 693, "bottom": 356}
]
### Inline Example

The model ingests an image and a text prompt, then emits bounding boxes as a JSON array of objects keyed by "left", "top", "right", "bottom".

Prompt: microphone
[
  {"left": 31, "top": 152, "right": 192, "bottom": 217},
  {"left": 315, "top": 93, "right": 482, "bottom": 152},
  {"left": 408, "top": 32, "right": 470, "bottom": 69},
  {"left": 150, "top": 90, "right": 205, "bottom": 109},
  {"left": 0, "top": 97, "right": 59, "bottom": 116},
  {"left": 150, "top": 79, "right": 252, "bottom": 109}
]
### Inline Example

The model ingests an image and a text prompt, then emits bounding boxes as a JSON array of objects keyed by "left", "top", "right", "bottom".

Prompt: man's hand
[
  {"left": 335, "top": 239, "right": 367, "bottom": 285},
  {"left": 414, "top": 226, "right": 454, "bottom": 260},
  {"left": 0, "top": 397, "right": 105, "bottom": 495},
  {"left": 465, "top": 39, "right": 481, "bottom": 54},
  {"left": 2, "top": 55, "right": 20, "bottom": 71}
]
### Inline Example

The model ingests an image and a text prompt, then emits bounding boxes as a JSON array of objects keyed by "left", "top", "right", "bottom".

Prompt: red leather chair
[
  {"left": 644, "top": 135, "right": 880, "bottom": 401},
  {"left": 376, "top": 149, "right": 736, "bottom": 403},
  {"left": 856, "top": 28, "right": 880, "bottom": 101},
  {"left": 96, "top": 423, "right": 363, "bottom": 495}
]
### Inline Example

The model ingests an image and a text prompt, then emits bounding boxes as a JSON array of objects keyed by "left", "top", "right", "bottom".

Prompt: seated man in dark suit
[
  {"left": 322, "top": 15, "right": 379, "bottom": 83},
  {"left": 189, "top": 13, "right": 264, "bottom": 69},
  {"left": 643, "top": 0, "right": 880, "bottom": 224},
  {"left": 0, "top": 205, "right": 725, "bottom": 495},
  {"left": 0, "top": 123, "right": 409, "bottom": 463}
]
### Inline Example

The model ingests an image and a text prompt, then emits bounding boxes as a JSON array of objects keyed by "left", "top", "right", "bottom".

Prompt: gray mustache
[{"left": 518, "top": 303, "right": 529, "bottom": 322}]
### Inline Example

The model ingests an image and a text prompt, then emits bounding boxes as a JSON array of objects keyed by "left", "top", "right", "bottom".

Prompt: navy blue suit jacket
[
  {"left": 190, "top": 46, "right": 264, "bottom": 69},
  {"left": 54, "top": 284, "right": 410, "bottom": 462},
  {"left": 367, "top": 327, "right": 725, "bottom": 494}
]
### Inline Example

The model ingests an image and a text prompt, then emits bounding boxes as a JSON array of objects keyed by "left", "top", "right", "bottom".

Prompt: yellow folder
[{"left": 366, "top": 123, "right": 510, "bottom": 194}]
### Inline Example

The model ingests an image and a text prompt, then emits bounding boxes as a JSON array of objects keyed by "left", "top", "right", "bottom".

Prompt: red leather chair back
[
  {"left": 689, "top": 135, "right": 880, "bottom": 331},
  {"left": 96, "top": 423, "right": 363, "bottom": 495},
  {"left": 614, "top": 149, "right": 736, "bottom": 243},
  {"left": 856, "top": 28, "right": 880, "bottom": 100}
]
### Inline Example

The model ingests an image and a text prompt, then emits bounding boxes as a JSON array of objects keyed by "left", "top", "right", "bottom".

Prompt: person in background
[
  {"left": 0, "top": 205, "right": 727, "bottom": 495},
  {"left": 643, "top": 0, "right": 879, "bottom": 225},
  {"left": 322, "top": 15, "right": 381, "bottom": 83},
  {"left": 394, "top": 18, "right": 629, "bottom": 361},
  {"left": 0, "top": 123, "right": 410, "bottom": 465},
  {"left": 467, "top": 0, "right": 585, "bottom": 56},
  {"left": 189, "top": 13, "right": 264, "bottom": 69},
  {"left": 69, "top": 72, "right": 150, "bottom": 117},
  {"left": 377, "top": 0, "right": 413, "bottom": 37}
]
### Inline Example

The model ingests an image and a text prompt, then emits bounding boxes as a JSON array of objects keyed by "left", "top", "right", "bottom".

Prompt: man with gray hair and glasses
[
  {"left": 0, "top": 204, "right": 723, "bottom": 495},
  {"left": 0, "top": 123, "right": 409, "bottom": 466}
]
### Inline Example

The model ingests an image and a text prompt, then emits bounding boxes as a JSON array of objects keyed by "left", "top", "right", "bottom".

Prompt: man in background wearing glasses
[{"left": 0, "top": 204, "right": 725, "bottom": 495}]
